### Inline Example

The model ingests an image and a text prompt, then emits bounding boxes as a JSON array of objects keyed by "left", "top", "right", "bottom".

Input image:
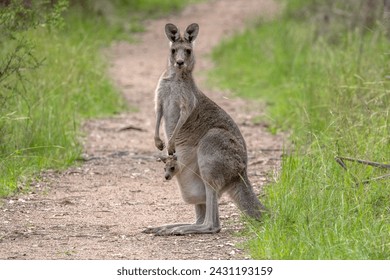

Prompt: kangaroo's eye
[
  {"left": 171, "top": 49, "right": 176, "bottom": 55},
  {"left": 186, "top": 49, "right": 192, "bottom": 55},
  {"left": 170, "top": 167, "right": 175, "bottom": 171}
]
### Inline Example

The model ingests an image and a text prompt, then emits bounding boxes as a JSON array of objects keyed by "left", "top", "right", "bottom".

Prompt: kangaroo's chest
[{"left": 158, "top": 80, "right": 197, "bottom": 137}]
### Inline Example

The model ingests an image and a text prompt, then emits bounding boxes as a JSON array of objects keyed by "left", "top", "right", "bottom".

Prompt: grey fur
[
  {"left": 160, "top": 155, "right": 179, "bottom": 180},
  {"left": 146, "top": 23, "right": 265, "bottom": 236}
]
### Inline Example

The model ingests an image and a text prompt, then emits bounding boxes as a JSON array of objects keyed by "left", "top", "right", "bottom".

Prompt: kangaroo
[
  {"left": 160, "top": 155, "right": 179, "bottom": 181},
  {"left": 144, "top": 23, "right": 265, "bottom": 236}
]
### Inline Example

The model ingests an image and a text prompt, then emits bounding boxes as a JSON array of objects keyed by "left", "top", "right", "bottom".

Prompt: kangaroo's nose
[
  {"left": 165, "top": 174, "right": 171, "bottom": 180},
  {"left": 176, "top": 60, "right": 184, "bottom": 66}
]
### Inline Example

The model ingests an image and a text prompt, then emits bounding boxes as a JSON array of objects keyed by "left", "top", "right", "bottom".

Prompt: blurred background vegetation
[
  {"left": 210, "top": 0, "right": 389, "bottom": 259},
  {"left": 0, "top": 0, "right": 197, "bottom": 196}
]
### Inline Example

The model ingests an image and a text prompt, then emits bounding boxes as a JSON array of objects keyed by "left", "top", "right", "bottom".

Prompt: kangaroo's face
[
  {"left": 165, "top": 23, "right": 199, "bottom": 72},
  {"left": 161, "top": 155, "right": 179, "bottom": 180},
  {"left": 169, "top": 41, "right": 194, "bottom": 71}
]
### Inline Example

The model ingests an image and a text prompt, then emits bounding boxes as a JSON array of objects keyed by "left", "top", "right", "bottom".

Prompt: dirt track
[{"left": 0, "top": 0, "right": 283, "bottom": 260}]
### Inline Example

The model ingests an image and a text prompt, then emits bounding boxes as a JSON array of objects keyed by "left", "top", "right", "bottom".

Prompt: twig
[
  {"left": 335, "top": 156, "right": 390, "bottom": 185},
  {"left": 336, "top": 156, "right": 390, "bottom": 169},
  {"left": 118, "top": 125, "right": 146, "bottom": 132},
  {"left": 259, "top": 148, "right": 285, "bottom": 152},
  {"left": 362, "top": 173, "right": 390, "bottom": 185},
  {"left": 334, "top": 157, "right": 348, "bottom": 170},
  {"left": 334, "top": 156, "right": 360, "bottom": 183},
  {"left": 249, "top": 159, "right": 266, "bottom": 166}
]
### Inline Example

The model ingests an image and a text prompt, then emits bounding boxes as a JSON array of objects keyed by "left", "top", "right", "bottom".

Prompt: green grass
[
  {"left": 210, "top": 3, "right": 389, "bottom": 259},
  {"left": 0, "top": 0, "right": 198, "bottom": 197},
  {"left": 0, "top": 18, "right": 127, "bottom": 196}
]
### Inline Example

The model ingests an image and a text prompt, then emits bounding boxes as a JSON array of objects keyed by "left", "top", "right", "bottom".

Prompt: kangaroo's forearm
[
  {"left": 154, "top": 107, "right": 165, "bottom": 151},
  {"left": 155, "top": 108, "right": 163, "bottom": 139},
  {"left": 168, "top": 107, "right": 190, "bottom": 144}
]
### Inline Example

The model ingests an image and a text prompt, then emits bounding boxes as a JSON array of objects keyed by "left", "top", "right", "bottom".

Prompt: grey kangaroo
[{"left": 144, "top": 23, "right": 265, "bottom": 236}]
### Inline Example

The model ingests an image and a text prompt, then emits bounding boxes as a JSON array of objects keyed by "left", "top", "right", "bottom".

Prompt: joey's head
[
  {"left": 165, "top": 23, "right": 199, "bottom": 73},
  {"left": 160, "top": 154, "right": 179, "bottom": 181}
]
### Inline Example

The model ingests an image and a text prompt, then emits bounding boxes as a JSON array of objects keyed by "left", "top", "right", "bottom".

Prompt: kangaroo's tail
[{"left": 228, "top": 172, "right": 266, "bottom": 220}]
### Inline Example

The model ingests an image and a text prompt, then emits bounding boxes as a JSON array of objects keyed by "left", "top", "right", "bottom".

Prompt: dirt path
[{"left": 0, "top": 0, "right": 283, "bottom": 260}]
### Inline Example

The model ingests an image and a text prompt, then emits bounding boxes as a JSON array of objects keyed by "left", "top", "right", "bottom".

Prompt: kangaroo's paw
[
  {"left": 154, "top": 138, "right": 165, "bottom": 151},
  {"left": 167, "top": 148, "right": 176, "bottom": 155},
  {"left": 167, "top": 142, "right": 176, "bottom": 155}
]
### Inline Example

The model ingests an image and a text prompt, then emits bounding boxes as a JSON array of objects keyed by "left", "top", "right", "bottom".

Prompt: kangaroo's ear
[
  {"left": 165, "top": 23, "right": 180, "bottom": 43},
  {"left": 184, "top": 23, "right": 199, "bottom": 43},
  {"left": 158, "top": 156, "right": 168, "bottom": 163}
]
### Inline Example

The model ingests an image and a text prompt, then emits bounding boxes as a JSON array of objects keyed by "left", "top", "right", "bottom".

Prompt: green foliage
[
  {"left": 0, "top": 0, "right": 197, "bottom": 196},
  {"left": 0, "top": 0, "right": 67, "bottom": 34},
  {"left": 118, "top": 0, "right": 200, "bottom": 16},
  {"left": 66, "top": 0, "right": 200, "bottom": 33},
  {"left": 211, "top": 1, "right": 390, "bottom": 259},
  {"left": 0, "top": 0, "right": 72, "bottom": 196}
]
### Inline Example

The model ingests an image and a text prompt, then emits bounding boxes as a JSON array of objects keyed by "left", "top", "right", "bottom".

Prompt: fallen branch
[
  {"left": 335, "top": 156, "right": 390, "bottom": 169},
  {"left": 335, "top": 156, "right": 390, "bottom": 185},
  {"left": 118, "top": 125, "right": 146, "bottom": 132}
]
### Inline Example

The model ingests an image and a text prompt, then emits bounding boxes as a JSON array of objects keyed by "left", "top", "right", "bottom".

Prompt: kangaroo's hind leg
[
  {"left": 151, "top": 183, "right": 220, "bottom": 235},
  {"left": 152, "top": 158, "right": 223, "bottom": 235}
]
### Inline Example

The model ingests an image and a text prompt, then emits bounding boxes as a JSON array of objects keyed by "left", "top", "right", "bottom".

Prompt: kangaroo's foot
[
  {"left": 154, "top": 224, "right": 221, "bottom": 236},
  {"left": 142, "top": 223, "right": 189, "bottom": 234}
]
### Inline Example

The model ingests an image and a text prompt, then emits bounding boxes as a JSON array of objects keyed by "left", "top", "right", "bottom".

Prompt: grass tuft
[{"left": 210, "top": 1, "right": 390, "bottom": 259}]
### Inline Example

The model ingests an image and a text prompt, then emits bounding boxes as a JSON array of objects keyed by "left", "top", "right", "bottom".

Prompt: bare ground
[{"left": 0, "top": 0, "right": 284, "bottom": 260}]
